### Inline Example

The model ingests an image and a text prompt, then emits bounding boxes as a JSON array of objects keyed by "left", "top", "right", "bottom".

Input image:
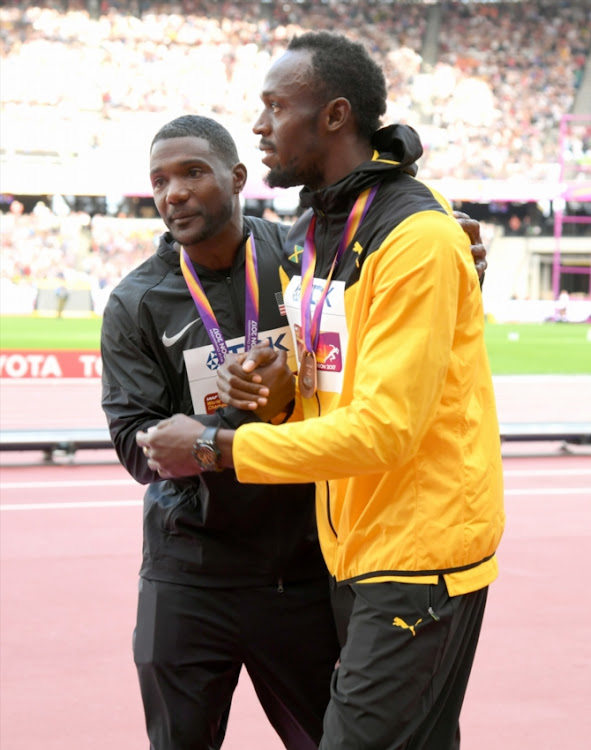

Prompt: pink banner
[{"left": 0, "top": 351, "right": 102, "bottom": 379}]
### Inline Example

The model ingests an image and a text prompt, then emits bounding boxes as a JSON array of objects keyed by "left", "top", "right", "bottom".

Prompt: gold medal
[{"left": 298, "top": 350, "right": 317, "bottom": 399}]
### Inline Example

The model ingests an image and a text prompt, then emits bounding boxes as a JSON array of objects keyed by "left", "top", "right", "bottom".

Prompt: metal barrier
[
  {"left": 499, "top": 422, "right": 591, "bottom": 444},
  {"left": 0, "top": 428, "right": 113, "bottom": 461},
  {"left": 1, "top": 423, "right": 590, "bottom": 462}
]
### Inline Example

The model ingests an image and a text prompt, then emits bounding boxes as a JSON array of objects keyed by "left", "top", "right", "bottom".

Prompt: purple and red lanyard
[{"left": 180, "top": 185, "right": 378, "bottom": 396}]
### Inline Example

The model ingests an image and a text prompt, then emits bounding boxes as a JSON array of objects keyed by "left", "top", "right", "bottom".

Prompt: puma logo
[
  {"left": 352, "top": 241, "right": 363, "bottom": 269},
  {"left": 161, "top": 319, "right": 201, "bottom": 347},
  {"left": 392, "top": 617, "right": 422, "bottom": 637}
]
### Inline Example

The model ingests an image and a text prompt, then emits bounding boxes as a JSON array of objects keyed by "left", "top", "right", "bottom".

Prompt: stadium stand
[
  {"left": 1, "top": 0, "right": 589, "bottom": 187},
  {"left": 0, "top": 4, "right": 589, "bottom": 309}
]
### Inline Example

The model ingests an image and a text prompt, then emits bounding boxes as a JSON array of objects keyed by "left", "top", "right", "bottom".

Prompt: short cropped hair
[
  {"left": 287, "top": 32, "right": 387, "bottom": 140},
  {"left": 151, "top": 115, "right": 240, "bottom": 167}
]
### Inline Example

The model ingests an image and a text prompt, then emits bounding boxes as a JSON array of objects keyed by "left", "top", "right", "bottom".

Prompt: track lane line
[
  {"left": 2, "top": 467, "right": 589, "bottom": 492},
  {"left": 1, "top": 479, "right": 139, "bottom": 489},
  {"left": 2, "top": 487, "right": 589, "bottom": 510},
  {"left": 0, "top": 499, "right": 143, "bottom": 511}
]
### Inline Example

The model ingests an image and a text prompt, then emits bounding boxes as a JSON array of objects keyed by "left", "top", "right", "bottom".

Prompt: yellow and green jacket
[{"left": 234, "top": 125, "right": 505, "bottom": 596}]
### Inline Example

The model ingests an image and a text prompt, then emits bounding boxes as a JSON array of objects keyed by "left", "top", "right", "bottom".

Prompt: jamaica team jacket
[{"left": 233, "top": 126, "right": 505, "bottom": 596}]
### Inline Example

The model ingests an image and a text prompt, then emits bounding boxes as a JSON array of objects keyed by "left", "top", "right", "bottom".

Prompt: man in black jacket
[
  {"left": 101, "top": 115, "right": 338, "bottom": 750},
  {"left": 101, "top": 114, "right": 486, "bottom": 750}
]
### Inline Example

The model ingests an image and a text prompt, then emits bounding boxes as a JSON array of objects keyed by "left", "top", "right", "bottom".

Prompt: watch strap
[{"left": 191, "top": 424, "right": 222, "bottom": 472}]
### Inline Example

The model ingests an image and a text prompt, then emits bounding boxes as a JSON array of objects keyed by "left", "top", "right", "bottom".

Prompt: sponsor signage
[{"left": 0, "top": 351, "right": 102, "bottom": 379}]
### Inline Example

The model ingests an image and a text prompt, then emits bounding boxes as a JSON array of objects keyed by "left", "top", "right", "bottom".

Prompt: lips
[
  {"left": 169, "top": 213, "right": 195, "bottom": 223},
  {"left": 259, "top": 147, "right": 276, "bottom": 169},
  {"left": 259, "top": 141, "right": 276, "bottom": 167},
  {"left": 261, "top": 153, "right": 276, "bottom": 168}
]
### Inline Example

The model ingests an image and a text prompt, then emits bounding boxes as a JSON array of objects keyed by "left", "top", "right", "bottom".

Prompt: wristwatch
[{"left": 191, "top": 425, "right": 222, "bottom": 472}]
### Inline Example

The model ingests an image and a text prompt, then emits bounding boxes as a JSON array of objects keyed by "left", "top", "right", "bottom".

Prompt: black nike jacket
[{"left": 101, "top": 215, "right": 327, "bottom": 588}]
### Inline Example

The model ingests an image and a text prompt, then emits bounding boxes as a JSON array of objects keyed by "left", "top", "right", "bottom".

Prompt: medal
[
  {"left": 298, "top": 350, "right": 317, "bottom": 399},
  {"left": 297, "top": 185, "right": 379, "bottom": 399}
]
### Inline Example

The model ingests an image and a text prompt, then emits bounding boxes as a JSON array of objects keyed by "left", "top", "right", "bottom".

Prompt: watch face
[{"left": 193, "top": 445, "right": 219, "bottom": 471}]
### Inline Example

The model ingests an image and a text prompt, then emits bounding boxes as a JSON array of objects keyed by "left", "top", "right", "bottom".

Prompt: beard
[
  {"left": 264, "top": 160, "right": 324, "bottom": 191},
  {"left": 168, "top": 198, "right": 234, "bottom": 247}
]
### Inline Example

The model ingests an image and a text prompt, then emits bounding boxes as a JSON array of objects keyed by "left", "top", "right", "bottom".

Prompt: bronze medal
[{"left": 298, "top": 350, "right": 317, "bottom": 399}]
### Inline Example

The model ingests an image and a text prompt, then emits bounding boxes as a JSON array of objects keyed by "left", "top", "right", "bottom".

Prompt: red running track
[{"left": 1, "top": 452, "right": 590, "bottom": 750}]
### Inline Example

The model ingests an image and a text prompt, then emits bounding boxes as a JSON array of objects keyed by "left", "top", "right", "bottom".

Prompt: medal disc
[{"left": 298, "top": 350, "right": 317, "bottom": 399}]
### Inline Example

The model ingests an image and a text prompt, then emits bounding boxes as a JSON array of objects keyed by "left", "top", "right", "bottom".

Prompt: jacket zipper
[
  {"left": 225, "top": 274, "right": 244, "bottom": 333},
  {"left": 313, "top": 390, "right": 338, "bottom": 540},
  {"left": 326, "top": 480, "right": 338, "bottom": 538},
  {"left": 306, "top": 213, "right": 339, "bottom": 541},
  {"left": 226, "top": 269, "right": 285, "bottom": 577}
]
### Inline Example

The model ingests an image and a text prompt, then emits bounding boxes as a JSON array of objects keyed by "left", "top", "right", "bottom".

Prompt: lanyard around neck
[
  {"left": 180, "top": 235, "right": 259, "bottom": 364},
  {"left": 300, "top": 185, "right": 378, "bottom": 355}
]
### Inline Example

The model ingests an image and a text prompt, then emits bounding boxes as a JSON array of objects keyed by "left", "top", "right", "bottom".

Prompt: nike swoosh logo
[{"left": 161, "top": 319, "right": 200, "bottom": 347}]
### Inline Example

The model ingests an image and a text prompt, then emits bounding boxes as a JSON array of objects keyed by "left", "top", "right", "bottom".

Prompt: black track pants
[
  {"left": 133, "top": 576, "right": 340, "bottom": 750},
  {"left": 320, "top": 579, "right": 488, "bottom": 750}
]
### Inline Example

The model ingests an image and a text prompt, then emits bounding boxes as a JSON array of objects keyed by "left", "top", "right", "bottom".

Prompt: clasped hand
[
  {"left": 216, "top": 341, "right": 295, "bottom": 422},
  {"left": 135, "top": 342, "right": 294, "bottom": 479},
  {"left": 453, "top": 210, "right": 487, "bottom": 278},
  {"left": 136, "top": 414, "right": 205, "bottom": 479}
]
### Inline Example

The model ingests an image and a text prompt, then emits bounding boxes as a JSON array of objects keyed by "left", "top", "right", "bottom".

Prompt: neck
[
  {"left": 182, "top": 215, "right": 245, "bottom": 271},
  {"left": 319, "top": 139, "right": 374, "bottom": 190}
]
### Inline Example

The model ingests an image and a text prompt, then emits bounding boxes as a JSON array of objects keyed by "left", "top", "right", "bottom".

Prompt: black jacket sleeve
[
  {"left": 101, "top": 289, "right": 269, "bottom": 484},
  {"left": 101, "top": 291, "right": 178, "bottom": 484}
]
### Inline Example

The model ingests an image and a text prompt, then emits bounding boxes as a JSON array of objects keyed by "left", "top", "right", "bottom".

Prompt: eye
[
  {"left": 188, "top": 167, "right": 204, "bottom": 178},
  {"left": 269, "top": 102, "right": 280, "bottom": 113},
  {"left": 152, "top": 176, "right": 165, "bottom": 189}
]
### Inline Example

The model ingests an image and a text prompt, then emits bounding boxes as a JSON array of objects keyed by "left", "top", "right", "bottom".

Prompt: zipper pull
[{"left": 277, "top": 578, "right": 284, "bottom": 594}]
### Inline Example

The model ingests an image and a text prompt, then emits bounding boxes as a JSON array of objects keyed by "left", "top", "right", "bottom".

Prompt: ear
[
  {"left": 323, "top": 97, "right": 352, "bottom": 134},
  {"left": 232, "top": 162, "right": 248, "bottom": 194}
]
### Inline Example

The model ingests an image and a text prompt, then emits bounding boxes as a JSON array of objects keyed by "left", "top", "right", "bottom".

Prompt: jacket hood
[
  {"left": 371, "top": 123, "right": 422, "bottom": 176},
  {"left": 299, "top": 123, "right": 423, "bottom": 213}
]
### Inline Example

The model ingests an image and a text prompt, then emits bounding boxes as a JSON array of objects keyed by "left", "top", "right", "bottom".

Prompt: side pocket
[
  {"left": 144, "top": 479, "right": 204, "bottom": 536},
  {"left": 424, "top": 579, "right": 453, "bottom": 678}
]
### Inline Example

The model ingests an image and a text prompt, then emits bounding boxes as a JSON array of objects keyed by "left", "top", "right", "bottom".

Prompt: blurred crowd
[
  {"left": 1, "top": 0, "right": 589, "bottom": 180},
  {"left": 420, "top": 0, "right": 589, "bottom": 180},
  {"left": 0, "top": 200, "right": 166, "bottom": 313},
  {"left": 0, "top": 0, "right": 590, "bottom": 302}
]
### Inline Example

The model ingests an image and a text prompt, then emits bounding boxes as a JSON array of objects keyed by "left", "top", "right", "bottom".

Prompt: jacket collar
[
  {"left": 298, "top": 124, "right": 423, "bottom": 215},
  {"left": 157, "top": 221, "right": 253, "bottom": 275}
]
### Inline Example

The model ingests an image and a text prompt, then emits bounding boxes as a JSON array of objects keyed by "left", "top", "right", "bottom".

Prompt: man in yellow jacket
[{"left": 137, "top": 31, "right": 505, "bottom": 750}]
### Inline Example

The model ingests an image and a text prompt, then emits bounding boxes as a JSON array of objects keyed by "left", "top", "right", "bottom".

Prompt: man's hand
[
  {"left": 136, "top": 414, "right": 205, "bottom": 479},
  {"left": 453, "top": 210, "right": 487, "bottom": 280},
  {"left": 216, "top": 340, "right": 295, "bottom": 421}
]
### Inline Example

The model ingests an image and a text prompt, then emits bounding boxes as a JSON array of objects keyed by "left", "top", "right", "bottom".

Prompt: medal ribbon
[
  {"left": 300, "top": 185, "right": 378, "bottom": 354},
  {"left": 180, "top": 235, "right": 259, "bottom": 363}
]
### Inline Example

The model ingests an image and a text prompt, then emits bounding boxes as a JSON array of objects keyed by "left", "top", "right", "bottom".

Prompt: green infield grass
[
  {"left": 483, "top": 321, "right": 591, "bottom": 375},
  {"left": 0, "top": 315, "right": 103, "bottom": 351},
  {"left": 1, "top": 316, "right": 590, "bottom": 375}
]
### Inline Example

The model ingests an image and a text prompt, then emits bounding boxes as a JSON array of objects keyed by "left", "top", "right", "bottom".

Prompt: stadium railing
[
  {"left": 499, "top": 422, "right": 591, "bottom": 444},
  {"left": 0, "top": 428, "right": 113, "bottom": 461},
  {"left": 1, "top": 423, "right": 590, "bottom": 462}
]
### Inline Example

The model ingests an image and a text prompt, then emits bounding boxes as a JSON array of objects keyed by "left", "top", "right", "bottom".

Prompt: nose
[
  {"left": 253, "top": 109, "right": 269, "bottom": 136},
  {"left": 167, "top": 177, "right": 190, "bottom": 203}
]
